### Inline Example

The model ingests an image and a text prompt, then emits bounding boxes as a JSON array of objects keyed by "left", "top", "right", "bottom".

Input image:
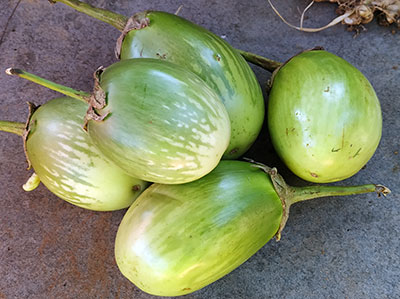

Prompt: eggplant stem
[
  {"left": 5, "top": 68, "right": 89, "bottom": 103},
  {"left": 288, "top": 183, "right": 390, "bottom": 205},
  {"left": 0, "top": 120, "right": 25, "bottom": 136},
  {"left": 50, "top": 0, "right": 282, "bottom": 72},
  {"left": 49, "top": 0, "right": 128, "bottom": 31},
  {"left": 22, "top": 172, "right": 41, "bottom": 191},
  {"left": 251, "top": 162, "right": 391, "bottom": 240},
  {"left": 274, "top": 183, "right": 391, "bottom": 240},
  {"left": 236, "top": 49, "right": 282, "bottom": 72}
]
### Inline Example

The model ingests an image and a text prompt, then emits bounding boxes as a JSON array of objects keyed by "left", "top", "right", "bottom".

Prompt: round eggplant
[
  {"left": 6, "top": 60, "right": 231, "bottom": 184},
  {"left": 86, "top": 59, "right": 231, "bottom": 184},
  {"left": 118, "top": 11, "right": 264, "bottom": 159},
  {"left": 268, "top": 50, "right": 382, "bottom": 183},
  {"left": 50, "top": 0, "right": 265, "bottom": 159},
  {"left": 0, "top": 97, "right": 148, "bottom": 211}
]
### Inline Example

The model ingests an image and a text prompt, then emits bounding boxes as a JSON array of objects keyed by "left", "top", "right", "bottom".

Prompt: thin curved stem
[
  {"left": 5, "top": 68, "right": 89, "bottom": 103},
  {"left": 49, "top": 0, "right": 128, "bottom": 31},
  {"left": 50, "top": 0, "right": 282, "bottom": 72},
  {"left": 0, "top": 120, "right": 25, "bottom": 136}
]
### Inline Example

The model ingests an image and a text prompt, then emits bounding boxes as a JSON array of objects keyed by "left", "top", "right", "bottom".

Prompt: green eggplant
[
  {"left": 268, "top": 50, "right": 382, "bottom": 183},
  {"left": 117, "top": 11, "right": 265, "bottom": 159},
  {"left": 0, "top": 97, "right": 148, "bottom": 211},
  {"left": 114, "top": 160, "right": 389, "bottom": 296},
  {"left": 50, "top": 0, "right": 267, "bottom": 159},
  {"left": 7, "top": 58, "right": 231, "bottom": 184}
]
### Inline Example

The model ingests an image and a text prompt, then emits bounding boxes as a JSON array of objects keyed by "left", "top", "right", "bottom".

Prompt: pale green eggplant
[
  {"left": 6, "top": 58, "right": 231, "bottom": 184},
  {"left": 0, "top": 97, "right": 148, "bottom": 211},
  {"left": 50, "top": 0, "right": 269, "bottom": 159},
  {"left": 115, "top": 160, "right": 389, "bottom": 296},
  {"left": 268, "top": 50, "right": 382, "bottom": 183}
]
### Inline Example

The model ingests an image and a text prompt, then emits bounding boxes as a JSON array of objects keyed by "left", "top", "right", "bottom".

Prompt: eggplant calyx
[
  {"left": 83, "top": 67, "right": 109, "bottom": 130},
  {"left": 23, "top": 102, "right": 39, "bottom": 170},
  {"left": 0, "top": 102, "right": 35, "bottom": 170},
  {"left": 247, "top": 158, "right": 391, "bottom": 241},
  {"left": 245, "top": 159, "right": 290, "bottom": 241},
  {"left": 115, "top": 11, "right": 150, "bottom": 59},
  {"left": 267, "top": 167, "right": 291, "bottom": 241}
]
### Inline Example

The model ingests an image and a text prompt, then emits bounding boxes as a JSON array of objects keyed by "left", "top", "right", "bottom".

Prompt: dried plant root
[
  {"left": 268, "top": 0, "right": 400, "bottom": 32},
  {"left": 268, "top": 0, "right": 353, "bottom": 32},
  {"left": 316, "top": 0, "right": 400, "bottom": 27}
]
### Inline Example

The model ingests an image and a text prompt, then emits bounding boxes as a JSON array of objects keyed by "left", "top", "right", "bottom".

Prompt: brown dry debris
[
  {"left": 268, "top": 0, "right": 399, "bottom": 31},
  {"left": 315, "top": 0, "right": 400, "bottom": 27}
]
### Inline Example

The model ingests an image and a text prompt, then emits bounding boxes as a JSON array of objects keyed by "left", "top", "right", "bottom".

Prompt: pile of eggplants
[{"left": 0, "top": 0, "right": 390, "bottom": 296}]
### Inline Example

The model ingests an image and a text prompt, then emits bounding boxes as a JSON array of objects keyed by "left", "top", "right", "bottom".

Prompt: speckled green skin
[
  {"left": 87, "top": 59, "right": 231, "bottom": 184},
  {"left": 115, "top": 161, "right": 282, "bottom": 296},
  {"left": 268, "top": 51, "right": 382, "bottom": 183},
  {"left": 26, "top": 97, "right": 148, "bottom": 211},
  {"left": 120, "top": 11, "right": 264, "bottom": 159}
]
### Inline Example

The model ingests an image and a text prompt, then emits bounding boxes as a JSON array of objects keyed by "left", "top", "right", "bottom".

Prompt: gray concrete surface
[{"left": 0, "top": 0, "right": 399, "bottom": 298}]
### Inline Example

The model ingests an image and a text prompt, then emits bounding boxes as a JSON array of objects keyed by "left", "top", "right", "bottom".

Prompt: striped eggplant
[
  {"left": 7, "top": 58, "right": 231, "bottom": 184},
  {"left": 0, "top": 97, "right": 148, "bottom": 211},
  {"left": 87, "top": 59, "right": 231, "bottom": 184},
  {"left": 50, "top": 0, "right": 265, "bottom": 159},
  {"left": 268, "top": 50, "right": 382, "bottom": 183},
  {"left": 114, "top": 160, "right": 389, "bottom": 296},
  {"left": 117, "top": 11, "right": 265, "bottom": 159}
]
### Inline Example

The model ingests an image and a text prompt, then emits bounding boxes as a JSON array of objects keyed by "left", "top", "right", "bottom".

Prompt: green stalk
[
  {"left": 5, "top": 68, "right": 89, "bottom": 103},
  {"left": 275, "top": 183, "right": 390, "bottom": 240},
  {"left": 0, "top": 120, "right": 25, "bottom": 136},
  {"left": 261, "top": 165, "right": 390, "bottom": 240},
  {"left": 288, "top": 184, "right": 389, "bottom": 205},
  {"left": 49, "top": 0, "right": 128, "bottom": 31},
  {"left": 274, "top": 182, "right": 391, "bottom": 240},
  {"left": 237, "top": 49, "right": 282, "bottom": 72},
  {"left": 50, "top": 0, "right": 282, "bottom": 71},
  {"left": 22, "top": 172, "right": 41, "bottom": 191}
]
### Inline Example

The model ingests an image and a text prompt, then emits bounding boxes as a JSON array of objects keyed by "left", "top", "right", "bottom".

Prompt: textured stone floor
[{"left": 0, "top": 0, "right": 399, "bottom": 298}]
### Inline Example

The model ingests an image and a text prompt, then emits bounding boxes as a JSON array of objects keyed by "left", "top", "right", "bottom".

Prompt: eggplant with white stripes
[
  {"left": 50, "top": 0, "right": 265, "bottom": 159},
  {"left": 0, "top": 97, "right": 148, "bottom": 211},
  {"left": 115, "top": 160, "right": 389, "bottom": 296},
  {"left": 7, "top": 58, "right": 231, "bottom": 184}
]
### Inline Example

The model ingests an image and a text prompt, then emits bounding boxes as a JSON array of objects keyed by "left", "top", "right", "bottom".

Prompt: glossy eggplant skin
[
  {"left": 119, "top": 11, "right": 264, "bottom": 159},
  {"left": 114, "top": 161, "right": 282, "bottom": 296},
  {"left": 268, "top": 50, "right": 382, "bottom": 183},
  {"left": 26, "top": 97, "right": 148, "bottom": 211},
  {"left": 87, "top": 58, "right": 231, "bottom": 184}
]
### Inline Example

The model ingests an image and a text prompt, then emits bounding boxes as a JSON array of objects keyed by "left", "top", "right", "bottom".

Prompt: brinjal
[
  {"left": 6, "top": 58, "right": 231, "bottom": 184},
  {"left": 50, "top": 0, "right": 266, "bottom": 159},
  {"left": 0, "top": 97, "right": 148, "bottom": 211},
  {"left": 114, "top": 160, "right": 389, "bottom": 296},
  {"left": 268, "top": 50, "right": 382, "bottom": 183}
]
